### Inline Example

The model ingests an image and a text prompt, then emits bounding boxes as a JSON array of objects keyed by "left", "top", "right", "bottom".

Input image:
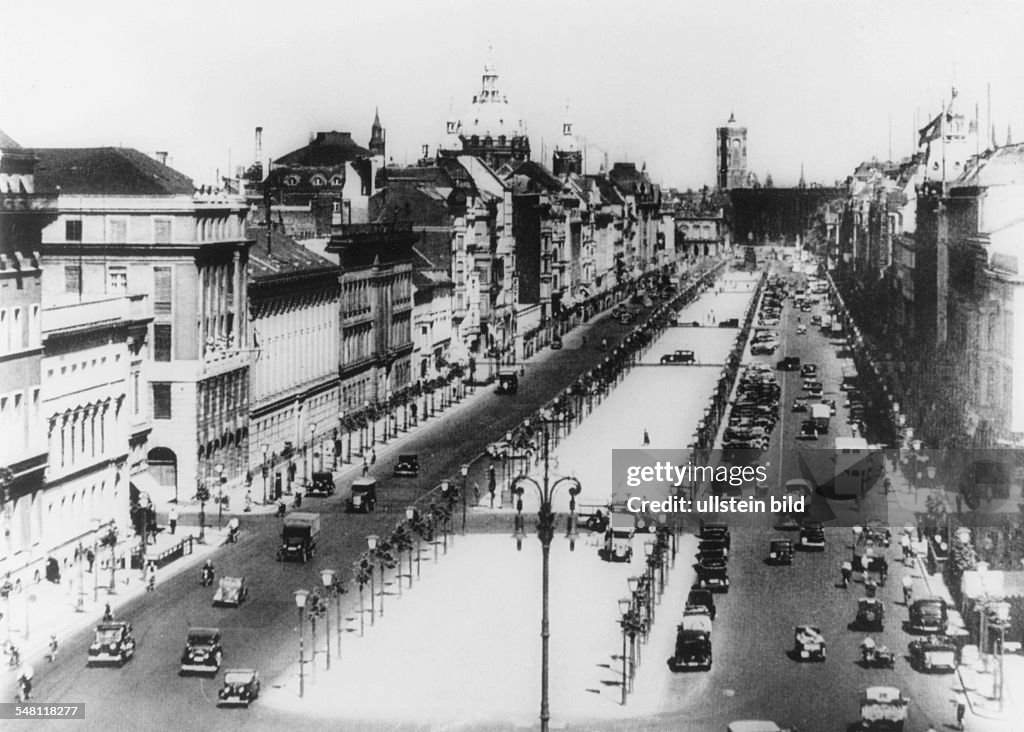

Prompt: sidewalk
[{"left": 1, "top": 523, "right": 229, "bottom": 688}]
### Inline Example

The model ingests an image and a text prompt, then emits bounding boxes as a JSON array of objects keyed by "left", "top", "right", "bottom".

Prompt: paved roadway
[
  {"left": 22, "top": 285, "right": 687, "bottom": 732},
  {"left": 635, "top": 258, "right": 973, "bottom": 732}
]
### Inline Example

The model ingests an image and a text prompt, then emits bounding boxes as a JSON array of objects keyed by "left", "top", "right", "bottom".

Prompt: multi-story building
[
  {"left": 32, "top": 147, "right": 253, "bottom": 500},
  {"left": 38, "top": 291, "right": 149, "bottom": 578},
  {"left": 246, "top": 227, "right": 340, "bottom": 496},
  {"left": 412, "top": 269, "right": 455, "bottom": 381},
  {"left": 327, "top": 223, "right": 415, "bottom": 413},
  {"left": 0, "top": 131, "right": 54, "bottom": 585}
]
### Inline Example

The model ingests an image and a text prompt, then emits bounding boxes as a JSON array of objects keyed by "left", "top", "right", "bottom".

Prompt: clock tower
[{"left": 717, "top": 112, "right": 748, "bottom": 190}]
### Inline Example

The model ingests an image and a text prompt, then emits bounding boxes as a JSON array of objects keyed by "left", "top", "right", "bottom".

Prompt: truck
[
  {"left": 810, "top": 403, "right": 831, "bottom": 434},
  {"left": 277, "top": 512, "right": 321, "bottom": 563}
]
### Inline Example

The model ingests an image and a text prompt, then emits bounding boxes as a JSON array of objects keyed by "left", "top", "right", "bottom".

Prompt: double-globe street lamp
[
  {"left": 320, "top": 568, "right": 348, "bottom": 669},
  {"left": 510, "top": 409, "right": 582, "bottom": 732}
]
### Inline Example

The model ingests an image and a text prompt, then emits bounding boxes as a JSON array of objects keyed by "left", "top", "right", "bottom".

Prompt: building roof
[
  {"left": 29, "top": 147, "right": 195, "bottom": 195},
  {"left": 955, "top": 143, "right": 1024, "bottom": 188},
  {"left": 0, "top": 128, "right": 22, "bottom": 149},
  {"left": 508, "top": 160, "right": 562, "bottom": 194},
  {"left": 247, "top": 227, "right": 337, "bottom": 282},
  {"left": 274, "top": 131, "right": 371, "bottom": 167}
]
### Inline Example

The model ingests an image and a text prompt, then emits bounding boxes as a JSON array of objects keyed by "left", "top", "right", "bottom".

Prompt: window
[
  {"left": 132, "top": 372, "right": 140, "bottom": 415},
  {"left": 154, "top": 266, "right": 172, "bottom": 314},
  {"left": 284, "top": 175, "right": 300, "bottom": 187},
  {"left": 0, "top": 310, "right": 6, "bottom": 354},
  {"left": 108, "top": 218, "right": 127, "bottom": 244},
  {"left": 152, "top": 383, "right": 172, "bottom": 419},
  {"left": 66, "top": 220, "right": 83, "bottom": 241},
  {"left": 153, "top": 218, "right": 172, "bottom": 243},
  {"left": 108, "top": 266, "right": 127, "bottom": 293},
  {"left": 310, "top": 175, "right": 326, "bottom": 187},
  {"left": 154, "top": 323, "right": 172, "bottom": 361},
  {"left": 13, "top": 308, "right": 23, "bottom": 349},
  {"left": 65, "top": 265, "right": 82, "bottom": 294}
]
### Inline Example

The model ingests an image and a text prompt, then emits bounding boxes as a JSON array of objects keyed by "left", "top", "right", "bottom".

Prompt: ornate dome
[{"left": 458, "top": 56, "right": 524, "bottom": 141}]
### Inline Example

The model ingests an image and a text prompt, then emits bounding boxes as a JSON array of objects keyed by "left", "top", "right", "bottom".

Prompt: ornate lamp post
[
  {"left": 261, "top": 444, "right": 270, "bottom": 505},
  {"left": 197, "top": 477, "right": 209, "bottom": 544},
  {"left": 406, "top": 506, "right": 423, "bottom": 582},
  {"left": 214, "top": 463, "right": 225, "bottom": 530},
  {"left": 305, "top": 424, "right": 316, "bottom": 489},
  {"left": 460, "top": 464, "right": 470, "bottom": 534},
  {"left": 293, "top": 589, "right": 309, "bottom": 698},
  {"left": 366, "top": 535, "right": 378, "bottom": 625},
  {"left": 510, "top": 409, "right": 582, "bottom": 732},
  {"left": 320, "top": 569, "right": 336, "bottom": 669},
  {"left": 91, "top": 518, "right": 101, "bottom": 602}
]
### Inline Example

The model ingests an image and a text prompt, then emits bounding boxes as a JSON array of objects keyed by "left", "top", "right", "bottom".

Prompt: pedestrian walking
[
  {"left": 902, "top": 574, "right": 913, "bottom": 605},
  {"left": 168, "top": 507, "right": 178, "bottom": 536},
  {"left": 840, "top": 561, "right": 852, "bottom": 588},
  {"left": 145, "top": 562, "right": 156, "bottom": 592},
  {"left": 244, "top": 490, "right": 252, "bottom": 512},
  {"left": 643, "top": 429, "right": 650, "bottom": 446},
  {"left": 46, "top": 634, "right": 58, "bottom": 663},
  {"left": 362, "top": 458, "right": 369, "bottom": 477},
  {"left": 900, "top": 533, "right": 911, "bottom": 564},
  {"left": 371, "top": 449, "right": 376, "bottom": 465},
  {"left": 86, "top": 548, "right": 95, "bottom": 573},
  {"left": 103, "top": 603, "right": 113, "bottom": 622}
]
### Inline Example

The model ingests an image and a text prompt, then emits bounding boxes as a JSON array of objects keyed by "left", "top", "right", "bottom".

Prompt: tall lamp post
[
  {"left": 214, "top": 463, "right": 225, "bottom": 530},
  {"left": 91, "top": 518, "right": 101, "bottom": 602},
  {"left": 510, "top": 410, "right": 582, "bottom": 732},
  {"left": 460, "top": 464, "right": 470, "bottom": 534},
  {"left": 366, "top": 535, "right": 379, "bottom": 624},
  {"left": 293, "top": 589, "right": 308, "bottom": 698},
  {"left": 406, "top": 506, "right": 422, "bottom": 582},
  {"left": 306, "top": 423, "right": 316, "bottom": 489},
  {"left": 261, "top": 444, "right": 269, "bottom": 505}
]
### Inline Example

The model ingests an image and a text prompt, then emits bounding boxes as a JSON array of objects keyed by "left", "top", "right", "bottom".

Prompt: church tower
[
  {"left": 716, "top": 112, "right": 748, "bottom": 190},
  {"left": 369, "top": 108, "right": 386, "bottom": 159},
  {"left": 552, "top": 106, "right": 582, "bottom": 177}
]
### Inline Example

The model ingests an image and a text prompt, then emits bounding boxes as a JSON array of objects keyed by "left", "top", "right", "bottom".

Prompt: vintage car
[
  {"left": 776, "top": 356, "right": 801, "bottom": 371},
  {"left": 863, "top": 522, "right": 891, "bottom": 548},
  {"left": 799, "top": 523, "right": 826, "bottom": 551},
  {"left": 909, "top": 597, "right": 948, "bottom": 634},
  {"left": 180, "top": 627, "right": 223, "bottom": 675},
  {"left": 577, "top": 505, "right": 610, "bottom": 533},
  {"left": 306, "top": 471, "right": 335, "bottom": 497},
  {"left": 802, "top": 380, "right": 824, "bottom": 396},
  {"left": 693, "top": 565, "right": 729, "bottom": 593},
  {"left": 686, "top": 589, "right": 717, "bottom": 621},
  {"left": 668, "top": 626, "right": 712, "bottom": 671},
  {"left": 699, "top": 521, "right": 731, "bottom": 548},
  {"left": 496, "top": 370, "right": 519, "bottom": 395},
  {"left": 751, "top": 341, "right": 779, "bottom": 356},
  {"left": 908, "top": 635, "right": 958, "bottom": 673},
  {"left": 697, "top": 546, "right": 728, "bottom": 564},
  {"left": 727, "top": 722, "right": 789, "bottom": 732},
  {"left": 599, "top": 527, "right": 634, "bottom": 563},
  {"left": 393, "top": 454, "right": 420, "bottom": 477},
  {"left": 795, "top": 324, "right": 807, "bottom": 335},
  {"left": 793, "top": 625, "right": 827, "bottom": 661},
  {"left": 791, "top": 397, "right": 811, "bottom": 412},
  {"left": 859, "top": 686, "right": 908, "bottom": 731},
  {"left": 660, "top": 350, "right": 696, "bottom": 364},
  {"left": 217, "top": 669, "right": 261, "bottom": 707},
  {"left": 698, "top": 538, "right": 729, "bottom": 557},
  {"left": 87, "top": 621, "right": 136, "bottom": 666},
  {"left": 767, "top": 539, "right": 794, "bottom": 565},
  {"left": 800, "top": 364, "right": 819, "bottom": 379},
  {"left": 550, "top": 335, "right": 563, "bottom": 350},
  {"left": 213, "top": 577, "right": 248, "bottom": 607},
  {"left": 854, "top": 598, "right": 885, "bottom": 631},
  {"left": 797, "top": 420, "right": 819, "bottom": 440},
  {"left": 346, "top": 477, "right": 377, "bottom": 513}
]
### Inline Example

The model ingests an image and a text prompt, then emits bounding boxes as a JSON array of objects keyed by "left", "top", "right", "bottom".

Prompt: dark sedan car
[
  {"left": 181, "top": 627, "right": 223, "bottom": 675},
  {"left": 393, "top": 454, "right": 420, "bottom": 477},
  {"left": 777, "top": 356, "right": 801, "bottom": 371}
]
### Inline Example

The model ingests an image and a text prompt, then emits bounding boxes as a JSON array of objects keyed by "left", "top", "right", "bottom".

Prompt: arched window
[
  {"left": 310, "top": 174, "right": 326, "bottom": 187},
  {"left": 284, "top": 175, "right": 300, "bottom": 187},
  {"left": 330, "top": 175, "right": 344, "bottom": 187}
]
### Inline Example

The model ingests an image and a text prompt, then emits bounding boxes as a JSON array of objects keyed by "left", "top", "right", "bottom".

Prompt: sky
[{"left": 4, "top": 0, "right": 1024, "bottom": 190}]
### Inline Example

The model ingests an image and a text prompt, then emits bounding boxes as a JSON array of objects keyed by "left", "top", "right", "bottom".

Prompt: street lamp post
[
  {"left": 510, "top": 411, "right": 582, "bottom": 732},
  {"left": 293, "top": 589, "right": 309, "bottom": 698},
  {"left": 406, "top": 506, "right": 421, "bottom": 583},
  {"left": 367, "top": 534, "right": 379, "bottom": 623},
  {"left": 320, "top": 570, "right": 335, "bottom": 670},
  {"left": 460, "top": 464, "right": 470, "bottom": 534},
  {"left": 618, "top": 597, "right": 631, "bottom": 705},
  {"left": 261, "top": 444, "right": 269, "bottom": 505},
  {"left": 306, "top": 424, "right": 316, "bottom": 489},
  {"left": 215, "top": 463, "right": 225, "bottom": 531},
  {"left": 91, "top": 518, "right": 101, "bottom": 602}
]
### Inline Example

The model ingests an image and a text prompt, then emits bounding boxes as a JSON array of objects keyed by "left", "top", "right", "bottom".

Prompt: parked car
[
  {"left": 213, "top": 576, "right": 248, "bottom": 607},
  {"left": 795, "top": 324, "right": 807, "bottom": 335},
  {"left": 908, "top": 635, "right": 958, "bottom": 673},
  {"left": 793, "top": 625, "right": 826, "bottom": 661},
  {"left": 909, "top": 598, "right": 948, "bottom": 634},
  {"left": 393, "top": 454, "right": 420, "bottom": 477},
  {"left": 599, "top": 527, "right": 634, "bottom": 563},
  {"left": 180, "top": 627, "right": 223, "bottom": 675},
  {"left": 661, "top": 350, "right": 696, "bottom": 364},
  {"left": 699, "top": 522, "right": 731, "bottom": 548},
  {"left": 802, "top": 380, "right": 823, "bottom": 395},
  {"left": 686, "top": 588, "right": 717, "bottom": 621},
  {"left": 218, "top": 669, "right": 261, "bottom": 707},
  {"left": 751, "top": 341, "right": 779, "bottom": 356},
  {"left": 550, "top": 335, "right": 563, "bottom": 350},
  {"left": 776, "top": 356, "right": 801, "bottom": 371},
  {"left": 496, "top": 369, "right": 519, "bottom": 394},
  {"left": 306, "top": 471, "right": 335, "bottom": 497},
  {"left": 767, "top": 539, "right": 794, "bottom": 565},
  {"left": 797, "top": 420, "right": 819, "bottom": 440},
  {"left": 346, "top": 477, "right": 377, "bottom": 513},
  {"left": 791, "top": 397, "right": 810, "bottom": 412},
  {"left": 87, "top": 621, "right": 136, "bottom": 666},
  {"left": 668, "top": 626, "right": 712, "bottom": 671},
  {"left": 800, "top": 364, "right": 819, "bottom": 379}
]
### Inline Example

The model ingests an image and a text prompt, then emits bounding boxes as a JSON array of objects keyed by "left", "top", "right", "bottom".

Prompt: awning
[{"left": 130, "top": 471, "right": 163, "bottom": 503}]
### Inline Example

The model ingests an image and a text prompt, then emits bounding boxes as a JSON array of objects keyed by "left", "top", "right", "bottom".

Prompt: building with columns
[
  {"left": 32, "top": 147, "right": 253, "bottom": 502},
  {"left": 0, "top": 131, "right": 54, "bottom": 586}
]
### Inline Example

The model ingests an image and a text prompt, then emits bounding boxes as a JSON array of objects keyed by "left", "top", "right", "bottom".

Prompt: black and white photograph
[{"left": 3, "top": 1, "right": 1024, "bottom": 730}]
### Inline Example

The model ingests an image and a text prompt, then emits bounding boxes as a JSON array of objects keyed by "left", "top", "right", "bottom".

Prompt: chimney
[
  {"left": 254, "top": 126, "right": 263, "bottom": 163},
  {"left": 422, "top": 144, "right": 429, "bottom": 159},
  {"left": 155, "top": 151, "right": 168, "bottom": 165}
]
